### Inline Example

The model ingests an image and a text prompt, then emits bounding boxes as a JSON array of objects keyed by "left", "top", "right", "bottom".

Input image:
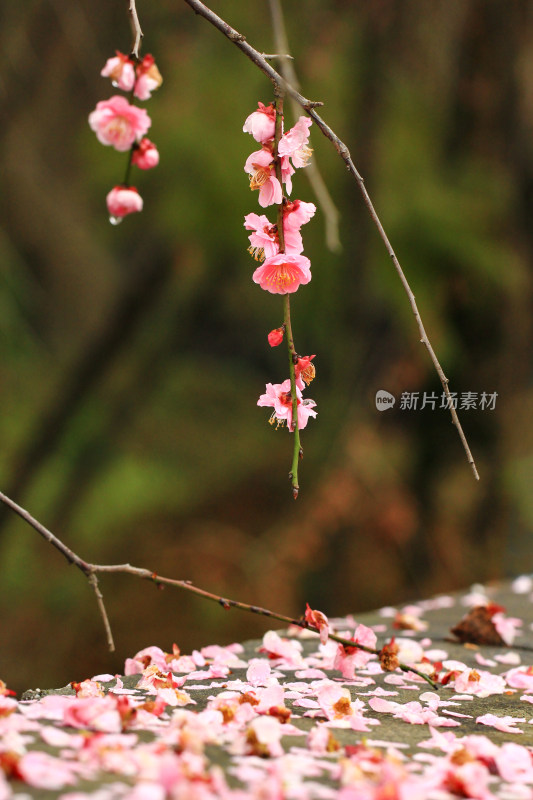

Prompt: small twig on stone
[
  {"left": 128, "top": 0, "right": 144, "bottom": 60},
  {"left": 180, "top": 0, "right": 479, "bottom": 481}
]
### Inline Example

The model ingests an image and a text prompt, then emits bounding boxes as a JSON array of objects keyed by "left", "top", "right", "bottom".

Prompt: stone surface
[{"left": 4, "top": 578, "right": 533, "bottom": 798}]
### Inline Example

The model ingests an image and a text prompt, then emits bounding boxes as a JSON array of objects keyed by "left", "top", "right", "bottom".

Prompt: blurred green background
[{"left": 0, "top": 0, "right": 532, "bottom": 693}]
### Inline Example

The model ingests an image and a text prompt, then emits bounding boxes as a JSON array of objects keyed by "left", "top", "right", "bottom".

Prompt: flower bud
[
  {"left": 132, "top": 138, "right": 159, "bottom": 170},
  {"left": 267, "top": 327, "right": 285, "bottom": 347},
  {"left": 106, "top": 186, "right": 143, "bottom": 221}
]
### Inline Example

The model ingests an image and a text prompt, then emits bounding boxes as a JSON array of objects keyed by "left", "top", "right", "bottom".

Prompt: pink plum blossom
[
  {"left": 333, "top": 623, "right": 377, "bottom": 677},
  {"left": 134, "top": 55, "right": 163, "bottom": 101},
  {"left": 257, "top": 379, "right": 317, "bottom": 431},
  {"left": 304, "top": 603, "right": 331, "bottom": 645},
  {"left": 283, "top": 199, "right": 316, "bottom": 230},
  {"left": 506, "top": 666, "right": 533, "bottom": 690},
  {"left": 244, "top": 148, "right": 282, "bottom": 207},
  {"left": 243, "top": 102, "right": 276, "bottom": 143},
  {"left": 259, "top": 630, "right": 305, "bottom": 668},
  {"left": 17, "top": 751, "right": 78, "bottom": 790},
  {"left": 132, "top": 138, "right": 160, "bottom": 170},
  {"left": 453, "top": 668, "right": 507, "bottom": 697},
  {"left": 492, "top": 611, "right": 522, "bottom": 645},
  {"left": 278, "top": 116, "right": 313, "bottom": 168},
  {"left": 89, "top": 96, "right": 151, "bottom": 151},
  {"left": 252, "top": 253, "right": 311, "bottom": 294},
  {"left": 101, "top": 51, "right": 136, "bottom": 91},
  {"left": 476, "top": 713, "right": 526, "bottom": 734},
  {"left": 244, "top": 213, "right": 279, "bottom": 260},
  {"left": 495, "top": 742, "right": 533, "bottom": 782},
  {"left": 106, "top": 186, "right": 143, "bottom": 219}
]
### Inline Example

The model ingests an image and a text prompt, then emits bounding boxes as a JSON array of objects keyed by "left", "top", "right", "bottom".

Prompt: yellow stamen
[{"left": 247, "top": 245, "right": 265, "bottom": 262}]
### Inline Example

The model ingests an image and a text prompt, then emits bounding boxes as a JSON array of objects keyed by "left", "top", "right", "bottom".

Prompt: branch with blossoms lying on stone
[
  {"left": 0, "top": 489, "right": 439, "bottom": 689},
  {"left": 243, "top": 96, "right": 317, "bottom": 498},
  {"left": 88, "top": 50, "right": 162, "bottom": 222}
]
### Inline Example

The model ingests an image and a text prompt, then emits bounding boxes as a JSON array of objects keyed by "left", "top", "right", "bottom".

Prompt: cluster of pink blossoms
[
  {"left": 88, "top": 52, "right": 162, "bottom": 222},
  {"left": 243, "top": 102, "right": 317, "bottom": 430}
]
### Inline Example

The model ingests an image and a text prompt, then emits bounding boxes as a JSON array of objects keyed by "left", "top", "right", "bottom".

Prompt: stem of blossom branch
[
  {"left": 128, "top": 0, "right": 144, "bottom": 60},
  {"left": 0, "top": 490, "right": 437, "bottom": 689},
  {"left": 273, "top": 93, "right": 301, "bottom": 499},
  {"left": 268, "top": 0, "right": 341, "bottom": 253},
  {"left": 181, "top": 0, "right": 479, "bottom": 481}
]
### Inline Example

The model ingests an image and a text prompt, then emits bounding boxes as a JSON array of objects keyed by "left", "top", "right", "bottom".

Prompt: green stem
[
  {"left": 274, "top": 92, "right": 301, "bottom": 499},
  {"left": 124, "top": 145, "right": 135, "bottom": 187}
]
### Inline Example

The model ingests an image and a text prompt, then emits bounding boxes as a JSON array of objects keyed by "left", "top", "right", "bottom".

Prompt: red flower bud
[{"left": 268, "top": 327, "right": 285, "bottom": 347}]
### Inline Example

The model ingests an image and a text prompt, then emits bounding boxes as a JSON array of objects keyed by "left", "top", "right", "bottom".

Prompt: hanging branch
[
  {"left": 272, "top": 92, "right": 302, "bottom": 498},
  {"left": 180, "top": 0, "right": 479, "bottom": 481},
  {"left": 0, "top": 490, "right": 438, "bottom": 689},
  {"left": 128, "top": 0, "right": 144, "bottom": 60}
]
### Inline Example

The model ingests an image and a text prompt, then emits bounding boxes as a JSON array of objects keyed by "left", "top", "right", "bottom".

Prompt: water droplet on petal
[
  {"left": 111, "top": 80, "right": 119, "bottom": 88},
  {"left": 109, "top": 216, "right": 123, "bottom": 226}
]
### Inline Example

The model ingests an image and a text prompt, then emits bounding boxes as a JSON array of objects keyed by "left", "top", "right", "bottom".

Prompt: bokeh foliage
[{"left": 0, "top": 0, "right": 532, "bottom": 692}]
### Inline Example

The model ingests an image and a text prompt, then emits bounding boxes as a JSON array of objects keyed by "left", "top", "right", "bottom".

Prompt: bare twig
[
  {"left": 88, "top": 573, "right": 115, "bottom": 652},
  {"left": 128, "top": 0, "right": 144, "bottom": 60},
  {"left": 0, "top": 491, "right": 438, "bottom": 689},
  {"left": 268, "top": 0, "right": 341, "bottom": 253},
  {"left": 180, "top": 0, "right": 479, "bottom": 481}
]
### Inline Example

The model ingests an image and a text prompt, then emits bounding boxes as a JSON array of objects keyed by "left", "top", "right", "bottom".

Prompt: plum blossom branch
[
  {"left": 0, "top": 490, "right": 438, "bottom": 689},
  {"left": 128, "top": 0, "right": 144, "bottom": 60},
  {"left": 181, "top": 0, "right": 479, "bottom": 480}
]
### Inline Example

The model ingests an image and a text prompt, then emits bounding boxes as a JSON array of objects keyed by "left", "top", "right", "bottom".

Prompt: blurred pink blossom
[
  {"left": 89, "top": 96, "right": 151, "bottom": 151},
  {"left": 101, "top": 51, "right": 136, "bottom": 91},
  {"left": 106, "top": 186, "right": 143, "bottom": 219}
]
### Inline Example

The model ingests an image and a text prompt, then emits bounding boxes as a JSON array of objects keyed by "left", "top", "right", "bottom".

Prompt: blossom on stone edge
[
  {"left": 132, "top": 138, "right": 159, "bottom": 170},
  {"left": 134, "top": 54, "right": 163, "bottom": 101},
  {"left": 101, "top": 51, "right": 136, "bottom": 92},
  {"left": 333, "top": 623, "right": 377, "bottom": 678},
  {"left": 253, "top": 253, "right": 311, "bottom": 295},
  {"left": 304, "top": 603, "right": 330, "bottom": 645},
  {"left": 243, "top": 102, "right": 276, "bottom": 144},
  {"left": 106, "top": 186, "right": 143, "bottom": 219},
  {"left": 244, "top": 148, "right": 282, "bottom": 207},
  {"left": 89, "top": 95, "right": 151, "bottom": 152},
  {"left": 257, "top": 379, "right": 317, "bottom": 430}
]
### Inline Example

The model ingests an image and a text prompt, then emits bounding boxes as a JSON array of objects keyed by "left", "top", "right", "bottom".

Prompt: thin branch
[
  {"left": 0, "top": 491, "right": 438, "bottom": 689},
  {"left": 180, "top": 0, "right": 479, "bottom": 481},
  {"left": 268, "top": 0, "right": 341, "bottom": 253},
  {"left": 128, "top": 0, "right": 144, "bottom": 60},
  {"left": 88, "top": 573, "right": 115, "bottom": 652}
]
